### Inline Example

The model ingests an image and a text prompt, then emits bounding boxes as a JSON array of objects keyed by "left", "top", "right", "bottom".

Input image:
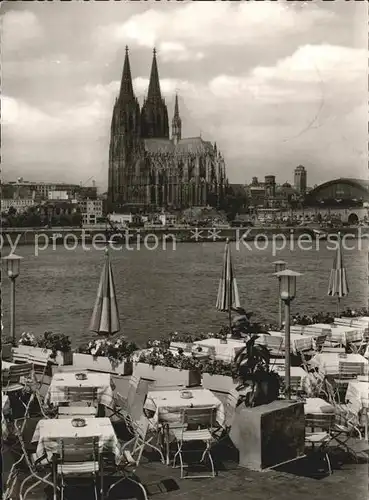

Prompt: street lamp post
[
  {"left": 2, "top": 254, "right": 23, "bottom": 346},
  {"left": 273, "top": 260, "right": 287, "bottom": 329},
  {"left": 273, "top": 269, "right": 302, "bottom": 400}
]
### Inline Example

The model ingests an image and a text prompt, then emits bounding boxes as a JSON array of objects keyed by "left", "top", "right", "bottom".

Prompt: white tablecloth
[
  {"left": 45, "top": 372, "right": 114, "bottom": 407},
  {"left": 193, "top": 338, "right": 245, "bottom": 363},
  {"left": 144, "top": 388, "right": 225, "bottom": 427},
  {"left": 32, "top": 417, "right": 121, "bottom": 463},
  {"left": 304, "top": 398, "right": 334, "bottom": 415},
  {"left": 271, "top": 364, "right": 308, "bottom": 389},
  {"left": 256, "top": 332, "right": 314, "bottom": 354},
  {"left": 310, "top": 353, "right": 368, "bottom": 376},
  {"left": 345, "top": 380, "right": 369, "bottom": 413}
]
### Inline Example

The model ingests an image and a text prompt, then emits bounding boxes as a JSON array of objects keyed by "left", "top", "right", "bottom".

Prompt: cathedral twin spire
[{"left": 118, "top": 47, "right": 180, "bottom": 141}]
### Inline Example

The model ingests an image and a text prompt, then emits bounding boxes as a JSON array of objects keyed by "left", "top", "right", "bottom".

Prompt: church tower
[
  {"left": 171, "top": 94, "right": 182, "bottom": 144},
  {"left": 141, "top": 49, "right": 169, "bottom": 139},
  {"left": 108, "top": 46, "right": 141, "bottom": 209}
]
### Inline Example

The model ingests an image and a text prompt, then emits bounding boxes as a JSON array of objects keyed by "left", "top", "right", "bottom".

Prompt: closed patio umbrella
[
  {"left": 216, "top": 238, "right": 240, "bottom": 330},
  {"left": 328, "top": 232, "right": 349, "bottom": 315},
  {"left": 89, "top": 248, "right": 120, "bottom": 335}
]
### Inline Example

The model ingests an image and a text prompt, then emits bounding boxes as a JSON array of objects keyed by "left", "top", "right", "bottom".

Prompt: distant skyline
[{"left": 2, "top": 1, "right": 367, "bottom": 189}]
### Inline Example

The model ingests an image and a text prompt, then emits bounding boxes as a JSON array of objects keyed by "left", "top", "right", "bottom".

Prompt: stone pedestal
[{"left": 229, "top": 399, "right": 305, "bottom": 470}]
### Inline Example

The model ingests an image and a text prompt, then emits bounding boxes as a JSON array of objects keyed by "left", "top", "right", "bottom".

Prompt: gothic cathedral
[{"left": 108, "top": 48, "right": 227, "bottom": 211}]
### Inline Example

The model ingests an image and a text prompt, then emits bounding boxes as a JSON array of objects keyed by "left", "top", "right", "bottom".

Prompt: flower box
[
  {"left": 13, "top": 345, "right": 72, "bottom": 366},
  {"left": 133, "top": 362, "right": 201, "bottom": 387},
  {"left": 202, "top": 373, "right": 238, "bottom": 393},
  {"left": 73, "top": 353, "right": 133, "bottom": 376}
]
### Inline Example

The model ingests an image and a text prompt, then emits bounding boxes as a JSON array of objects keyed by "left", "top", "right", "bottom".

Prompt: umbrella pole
[
  {"left": 337, "top": 297, "right": 340, "bottom": 317},
  {"left": 228, "top": 306, "right": 232, "bottom": 334}
]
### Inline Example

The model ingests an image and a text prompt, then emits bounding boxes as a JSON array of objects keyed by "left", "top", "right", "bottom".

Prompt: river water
[{"left": 1, "top": 240, "right": 367, "bottom": 347}]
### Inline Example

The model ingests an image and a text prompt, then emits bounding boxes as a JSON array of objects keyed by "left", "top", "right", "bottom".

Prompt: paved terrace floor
[
  {"left": 3, "top": 413, "right": 368, "bottom": 500},
  {"left": 2, "top": 371, "right": 368, "bottom": 500}
]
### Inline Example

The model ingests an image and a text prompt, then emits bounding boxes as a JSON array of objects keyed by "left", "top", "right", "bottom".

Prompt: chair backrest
[
  {"left": 65, "top": 387, "right": 98, "bottom": 404},
  {"left": 305, "top": 412, "right": 335, "bottom": 431},
  {"left": 58, "top": 436, "right": 99, "bottom": 463},
  {"left": 28, "top": 351, "right": 52, "bottom": 368},
  {"left": 126, "top": 375, "right": 140, "bottom": 408},
  {"left": 181, "top": 406, "right": 217, "bottom": 428},
  {"left": 266, "top": 336, "right": 284, "bottom": 352},
  {"left": 130, "top": 379, "right": 151, "bottom": 422},
  {"left": 339, "top": 362, "right": 364, "bottom": 377},
  {"left": 314, "top": 335, "right": 327, "bottom": 351},
  {"left": 12, "top": 351, "right": 30, "bottom": 364},
  {"left": 148, "top": 382, "right": 185, "bottom": 392},
  {"left": 8, "top": 363, "right": 34, "bottom": 384}
]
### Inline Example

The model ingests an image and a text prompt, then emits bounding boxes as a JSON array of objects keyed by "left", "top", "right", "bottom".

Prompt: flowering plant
[
  {"left": 18, "top": 332, "right": 38, "bottom": 347},
  {"left": 201, "top": 359, "right": 235, "bottom": 377},
  {"left": 292, "top": 312, "right": 335, "bottom": 325},
  {"left": 340, "top": 308, "right": 368, "bottom": 318},
  {"left": 138, "top": 347, "right": 202, "bottom": 371},
  {"left": 169, "top": 332, "right": 209, "bottom": 343},
  {"left": 37, "top": 331, "right": 71, "bottom": 356},
  {"left": 77, "top": 336, "right": 138, "bottom": 363},
  {"left": 146, "top": 338, "right": 170, "bottom": 349}
]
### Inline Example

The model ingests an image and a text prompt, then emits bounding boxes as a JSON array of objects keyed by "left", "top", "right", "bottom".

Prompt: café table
[
  {"left": 193, "top": 338, "right": 245, "bottom": 363},
  {"left": 309, "top": 353, "right": 368, "bottom": 376},
  {"left": 271, "top": 364, "right": 308, "bottom": 389},
  {"left": 144, "top": 388, "right": 225, "bottom": 465},
  {"left": 32, "top": 417, "right": 122, "bottom": 464},
  {"left": 304, "top": 398, "right": 334, "bottom": 415},
  {"left": 45, "top": 371, "right": 114, "bottom": 408}
]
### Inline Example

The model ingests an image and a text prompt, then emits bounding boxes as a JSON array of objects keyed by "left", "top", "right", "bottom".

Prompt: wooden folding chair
[
  {"left": 9, "top": 418, "right": 59, "bottom": 500},
  {"left": 172, "top": 406, "right": 217, "bottom": 479},
  {"left": 147, "top": 381, "right": 186, "bottom": 392},
  {"left": 55, "top": 437, "right": 100, "bottom": 500},
  {"left": 305, "top": 413, "right": 335, "bottom": 475},
  {"left": 105, "top": 416, "right": 149, "bottom": 500},
  {"left": 64, "top": 386, "right": 98, "bottom": 405},
  {"left": 2, "top": 363, "right": 34, "bottom": 394}
]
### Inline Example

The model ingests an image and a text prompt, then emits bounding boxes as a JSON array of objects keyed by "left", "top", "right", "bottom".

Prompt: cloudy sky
[{"left": 2, "top": 1, "right": 367, "bottom": 190}]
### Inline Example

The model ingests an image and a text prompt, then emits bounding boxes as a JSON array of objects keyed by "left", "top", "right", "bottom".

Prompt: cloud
[
  {"left": 253, "top": 44, "right": 366, "bottom": 83},
  {"left": 158, "top": 42, "right": 204, "bottom": 62},
  {"left": 97, "top": 2, "right": 334, "bottom": 52},
  {"left": 2, "top": 11, "right": 43, "bottom": 53}
]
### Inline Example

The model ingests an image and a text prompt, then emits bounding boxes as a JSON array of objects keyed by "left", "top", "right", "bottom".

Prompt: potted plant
[
  {"left": 74, "top": 336, "right": 137, "bottom": 375},
  {"left": 201, "top": 359, "right": 238, "bottom": 393},
  {"left": 233, "top": 336, "right": 280, "bottom": 407},
  {"left": 229, "top": 336, "right": 305, "bottom": 471},
  {"left": 134, "top": 347, "right": 202, "bottom": 386}
]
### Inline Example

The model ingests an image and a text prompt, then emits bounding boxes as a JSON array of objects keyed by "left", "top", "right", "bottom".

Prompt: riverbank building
[{"left": 108, "top": 48, "right": 227, "bottom": 212}]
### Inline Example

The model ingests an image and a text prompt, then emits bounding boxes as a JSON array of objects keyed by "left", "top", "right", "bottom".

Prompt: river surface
[{"left": 1, "top": 240, "right": 367, "bottom": 347}]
